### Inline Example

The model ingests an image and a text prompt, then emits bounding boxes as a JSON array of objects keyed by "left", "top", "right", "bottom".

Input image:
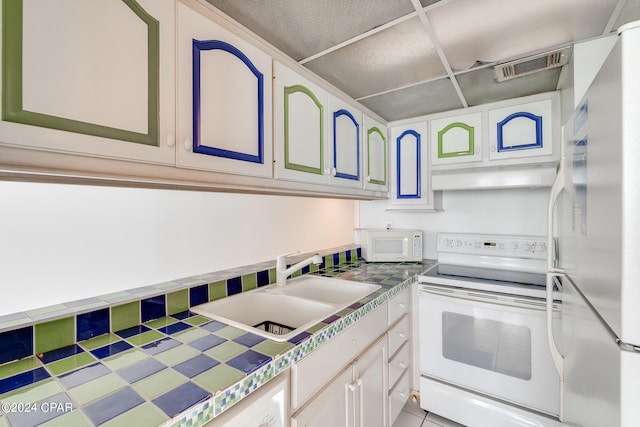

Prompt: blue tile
[
  {"left": 170, "top": 311, "right": 194, "bottom": 321},
  {"left": 114, "top": 325, "right": 150, "bottom": 339},
  {"left": 59, "top": 363, "right": 110, "bottom": 389},
  {"left": 6, "top": 392, "right": 73, "bottom": 427},
  {"left": 117, "top": 358, "right": 166, "bottom": 383},
  {"left": 141, "top": 295, "right": 166, "bottom": 323},
  {"left": 256, "top": 270, "right": 270, "bottom": 287},
  {"left": 357, "top": 247, "right": 362, "bottom": 258},
  {"left": 348, "top": 302, "right": 363, "bottom": 310},
  {"left": 152, "top": 382, "right": 210, "bottom": 417},
  {"left": 141, "top": 337, "right": 180, "bottom": 356},
  {"left": 39, "top": 344, "right": 84, "bottom": 364},
  {"left": 0, "top": 368, "right": 50, "bottom": 395},
  {"left": 83, "top": 387, "right": 144, "bottom": 426},
  {"left": 301, "top": 265, "right": 310, "bottom": 274},
  {"left": 332, "top": 253, "right": 340, "bottom": 266},
  {"left": 346, "top": 250, "right": 352, "bottom": 262},
  {"left": 90, "top": 341, "right": 133, "bottom": 359},
  {"left": 189, "top": 285, "right": 208, "bottom": 307},
  {"left": 158, "top": 322, "right": 191, "bottom": 335},
  {"left": 322, "top": 315, "right": 340, "bottom": 324},
  {"left": 199, "top": 321, "right": 226, "bottom": 333},
  {"left": 226, "top": 350, "right": 271, "bottom": 374},
  {"left": 226, "top": 277, "right": 242, "bottom": 296},
  {"left": 173, "top": 354, "right": 219, "bottom": 378},
  {"left": 287, "top": 331, "right": 312, "bottom": 345},
  {"left": 233, "top": 333, "right": 266, "bottom": 347},
  {"left": 76, "top": 308, "right": 110, "bottom": 342},
  {"left": 188, "top": 334, "right": 226, "bottom": 352},
  {"left": 0, "top": 326, "right": 33, "bottom": 365}
]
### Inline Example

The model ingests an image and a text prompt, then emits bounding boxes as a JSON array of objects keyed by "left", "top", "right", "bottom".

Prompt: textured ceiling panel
[
  {"left": 427, "top": 0, "right": 619, "bottom": 72},
  {"left": 360, "top": 78, "right": 463, "bottom": 121},
  {"left": 206, "top": 0, "right": 415, "bottom": 61},
  {"left": 304, "top": 17, "right": 446, "bottom": 99},
  {"left": 456, "top": 66, "right": 562, "bottom": 107},
  {"left": 612, "top": 0, "right": 640, "bottom": 31}
]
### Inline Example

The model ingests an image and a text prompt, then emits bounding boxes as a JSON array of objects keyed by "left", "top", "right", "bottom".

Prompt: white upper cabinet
[
  {"left": 363, "top": 115, "right": 389, "bottom": 192},
  {"left": 328, "top": 95, "right": 363, "bottom": 189},
  {"left": 0, "top": 0, "right": 176, "bottom": 164},
  {"left": 430, "top": 112, "right": 483, "bottom": 166},
  {"left": 176, "top": 1, "right": 272, "bottom": 177},
  {"left": 274, "top": 61, "right": 329, "bottom": 186}
]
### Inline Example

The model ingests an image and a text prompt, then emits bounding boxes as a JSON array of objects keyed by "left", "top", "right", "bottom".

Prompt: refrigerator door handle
[{"left": 547, "top": 125, "right": 565, "bottom": 273}]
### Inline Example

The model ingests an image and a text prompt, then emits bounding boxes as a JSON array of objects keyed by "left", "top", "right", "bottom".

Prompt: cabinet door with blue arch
[
  {"left": 430, "top": 112, "right": 482, "bottom": 165},
  {"left": 274, "top": 61, "right": 328, "bottom": 185},
  {"left": 176, "top": 1, "right": 273, "bottom": 177},
  {"left": 0, "top": 0, "right": 175, "bottom": 165},
  {"left": 363, "top": 115, "right": 388, "bottom": 192},
  {"left": 488, "top": 98, "right": 553, "bottom": 161},
  {"left": 328, "top": 95, "right": 362, "bottom": 189}
]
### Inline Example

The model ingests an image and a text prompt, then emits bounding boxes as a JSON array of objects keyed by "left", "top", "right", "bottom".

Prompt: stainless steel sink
[{"left": 190, "top": 276, "right": 380, "bottom": 342}]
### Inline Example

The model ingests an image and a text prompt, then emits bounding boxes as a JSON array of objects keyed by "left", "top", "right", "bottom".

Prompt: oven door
[{"left": 419, "top": 284, "right": 560, "bottom": 416}]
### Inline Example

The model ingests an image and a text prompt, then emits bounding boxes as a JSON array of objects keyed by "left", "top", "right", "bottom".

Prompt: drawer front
[
  {"left": 388, "top": 340, "right": 410, "bottom": 389},
  {"left": 291, "top": 302, "right": 388, "bottom": 410},
  {"left": 389, "top": 287, "right": 410, "bottom": 326},
  {"left": 388, "top": 313, "right": 410, "bottom": 356},
  {"left": 389, "top": 369, "right": 411, "bottom": 427}
]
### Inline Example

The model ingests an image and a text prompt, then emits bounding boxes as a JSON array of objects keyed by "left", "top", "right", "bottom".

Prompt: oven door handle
[{"left": 546, "top": 272, "right": 564, "bottom": 421}]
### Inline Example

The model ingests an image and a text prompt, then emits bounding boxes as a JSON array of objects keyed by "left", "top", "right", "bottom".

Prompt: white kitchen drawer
[
  {"left": 388, "top": 313, "right": 410, "bottom": 357},
  {"left": 389, "top": 369, "right": 411, "bottom": 427},
  {"left": 291, "top": 302, "right": 388, "bottom": 410},
  {"left": 388, "top": 340, "right": 410, "bottom": 389},
  {"left": 388, "top": 287, "right": 410, "bottom": 326}
]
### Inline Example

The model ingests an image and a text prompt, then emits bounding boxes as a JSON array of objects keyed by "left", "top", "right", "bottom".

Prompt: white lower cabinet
[{"left": 387, "top": 288, "right": 412, "bottom": 427}]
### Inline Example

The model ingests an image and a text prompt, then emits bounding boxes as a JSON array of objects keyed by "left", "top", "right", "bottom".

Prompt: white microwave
[{"left": 360, "top": 229, "right": 423, "bottom": 262}]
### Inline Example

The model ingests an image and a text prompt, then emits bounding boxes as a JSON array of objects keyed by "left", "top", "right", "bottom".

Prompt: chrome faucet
[{"left": 276, "top": 252, "right": 323, "bottom": 286}]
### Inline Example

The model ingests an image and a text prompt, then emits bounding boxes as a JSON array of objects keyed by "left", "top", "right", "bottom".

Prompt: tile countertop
[{"left": 0, "top": 259, "right": 436, "bottom": 427}]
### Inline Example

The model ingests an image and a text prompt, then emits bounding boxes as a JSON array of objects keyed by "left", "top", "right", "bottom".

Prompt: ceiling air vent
[{"left": 494, "top": 47, "right": 570, "bottom": 82}]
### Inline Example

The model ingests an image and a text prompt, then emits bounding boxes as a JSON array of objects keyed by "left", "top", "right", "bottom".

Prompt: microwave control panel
[{"left": 437, "top": 233, "right": 547, "bottom": 259}]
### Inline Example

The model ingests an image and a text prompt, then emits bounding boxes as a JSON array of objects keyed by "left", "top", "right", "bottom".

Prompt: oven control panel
[{"left": 437, "top": 233, "right": 547, "bottom": 259}]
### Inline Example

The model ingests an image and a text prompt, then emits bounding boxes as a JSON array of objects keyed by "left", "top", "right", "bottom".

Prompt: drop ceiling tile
[
  {"left": 304, "top": 17, "right": 447, "bottom": 99},
  {"left": 206, "top": 0, "right": 416, "bottom": 61},
  {"left": 456, "top": 66, "right": 562, "bottom": 107},
  {"left": 359, "top": 78, "right": 464, "bottom": 122},
  {"left": 612, "top": 0, "right": 640, "bottom": 32},
  {"left": 427, "top": 0, "right": 619, "bottom": 72}
]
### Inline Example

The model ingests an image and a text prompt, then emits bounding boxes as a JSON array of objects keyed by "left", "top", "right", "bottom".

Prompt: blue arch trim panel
[
  {"left": 396, "top": 129, "right": 421, "bottom": 199},
  {"left": 497, "top": 111, "right": 543, "bottom": 153},
  {"left": 192, "top": 39, "right": 264, "bottom": 164},
  {"left": 333, "top": 109, "right": 360, "bottom": 181}
]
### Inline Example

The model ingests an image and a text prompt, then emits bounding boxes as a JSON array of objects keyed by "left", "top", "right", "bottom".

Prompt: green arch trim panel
[
  {"left": 2, "top": 0, "right": 160, "bottom": 146},
  {"left": 283, "top": 84, "right": 324, "bottom": 174},
  {"left": 367, "top": 126, "right": 387, "bottom": 186},
  {"left": 437, "top": 121, "right": 475, "bottom": 158}
]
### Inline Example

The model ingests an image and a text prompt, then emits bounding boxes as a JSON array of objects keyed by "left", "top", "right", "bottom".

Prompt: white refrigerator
[{"left": 547, "top": 20, "right": 640, "bottom": 427}]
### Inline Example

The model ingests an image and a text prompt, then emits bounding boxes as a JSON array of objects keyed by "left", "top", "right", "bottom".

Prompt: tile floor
[{"left": 392, "top": 399, "right": 466, "bottom": 427}]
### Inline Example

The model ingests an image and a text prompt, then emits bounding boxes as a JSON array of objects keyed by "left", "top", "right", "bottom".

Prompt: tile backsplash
[{"left": 0, "top": 247, "right": 359, "bottom": 367}]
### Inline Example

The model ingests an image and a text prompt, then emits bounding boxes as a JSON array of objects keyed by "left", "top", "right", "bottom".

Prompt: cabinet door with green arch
[
  {"left": 430, "top": 112, "right": 482, "bottom": 166},
  {"left": 274, "top": 61, "right": 329, "bottom": 185},
  {"left": 363, "top": 115, "right": 388, "bottom": 192},
  {"left": 0, "top": 0, "right": 176, "bottom": 166}
]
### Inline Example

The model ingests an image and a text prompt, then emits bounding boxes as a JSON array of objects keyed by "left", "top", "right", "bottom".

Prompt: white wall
[
  {"left": 0, "top": 181, "right": 356, "bottom": 315},
  {"left": 358, "top": 188, "right": 549, "bottom": 259}
]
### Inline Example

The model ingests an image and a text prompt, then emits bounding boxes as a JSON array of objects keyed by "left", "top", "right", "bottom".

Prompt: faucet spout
[{"left": 276, "top": 253, "right": 323, "bottom": 287}]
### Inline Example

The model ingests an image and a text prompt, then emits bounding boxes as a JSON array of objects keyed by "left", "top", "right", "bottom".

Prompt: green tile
[
  {"left": 153, "top": 345, "right": 200, "bottom": 367},
  {"left": 204, "top": 341, "right": 246, "bottom": 362},
  {"left": 166, "top": 290, "right": 188, "bottom": 316},
  {"left": 144, "top": 317, "right": 177, "bottom": 329},
  {"left": 251, "top": 340, "right": 294, "bottom": 357},
  {"left": 193, "top": 364, "right": 245, "bottom": 393},
  {"left": 0, "top": 356, "right": 42, "bottom": 380},
  {"left": 242, "top": 273, "right": 257, "bottom": 292},
  {"left": 67, "top": 373, "right": 127, "bottom": 406},
  {"left": 124, "top": 330, "right": 164, "bottom": 347},
  {"left": 35, "top": 317, "right": 74, "bottom": 354},
  {"left": 336, "top": 307, "right": 354, "bottom": 317},
  {"left": 39, "top": 410, "right": 92, "bottom": 427},
  {"left": 183, "top": 315, "right": 210, "bottom": 326},
  {"left": 79, "top": 333, "right": 121, "bottom": 351},
  {"left": 111, "top": 302, "right": 140, "bottom": 333},
  {"left": 208, "top": 281, "right": 226, "bottom": 301},
  {"left": 173, "top": 328, "right": 209, "bottom": 344},
  {"left": 101, "top": 402, "right": 168, "bottom": 427},
  {"left": 213, "top": 326, "right": 245, "bottom": 340},
  {"left": 269, "top": 268, "right": 276, "bottom": 284},
  {"left": 309, "top": 263, "right": 319, "bottom": 273},
  {"left": 133, "top": 369, "right": 187, "bottom": 399},
  {"left": 46, "top": 352, "right": 96, "bottom": 376},
  {"left": 305, "top": 322, "right": 326, "bottom": 334},
  {"left": 101, "top": 350, "right": 148, "bottom": 371},
  {"left": 2, "top": 378, "right": 61, "bottom": 404}
]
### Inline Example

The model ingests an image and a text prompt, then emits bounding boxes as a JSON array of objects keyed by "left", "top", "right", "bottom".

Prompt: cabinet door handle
[
  {"left": 399, "top": 362, "right": 407, "bottom": 369},
  {"left": 184, "top": 137, "right": 192, "bottom": 151},
  {"left": 166, "top": 133, "right": 176, "bottom": 148},
  {"left": 398, "top": 302, "right": 406, "bottom": 309},
  {"left": 398, "top": 332, "right": 406, "bottom": 339}
]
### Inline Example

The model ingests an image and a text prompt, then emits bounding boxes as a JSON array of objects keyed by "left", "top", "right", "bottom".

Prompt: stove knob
[
  {"left": 455, "top": 240, "right": 462, "bottom": 247},
  {"left": 511, "top": 241, "right": 519, "bottom": 252},
  {"left": 523, "top": 243, "right": 533, "bottom": 252}
]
